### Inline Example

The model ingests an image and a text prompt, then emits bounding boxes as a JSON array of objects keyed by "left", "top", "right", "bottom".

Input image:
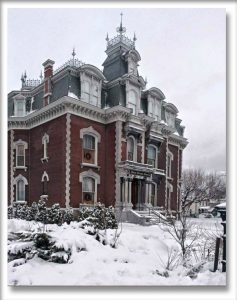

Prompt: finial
[
  {"left": 40, "top": 70, "right": 43, "bottom": 82},
  {"left": 133, "top": 32, "right": 137, "bottom": 42},
  {"left": 106, "top": 32, "right": 109, "bottom": 42},
  {"left": 21, "top": 73, "right": 24, "bottom": 81},
  {"left": 24, "top": 71, "right": 27, "bottom": 79},
  {"left": 116, "top": 12, "right": 126, "bottom": 35},
  {"left": 72, "top": 47, "right": 76, "bottom": 58}
]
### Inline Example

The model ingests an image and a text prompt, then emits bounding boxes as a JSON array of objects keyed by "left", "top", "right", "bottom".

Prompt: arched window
[
  {"left": 80, "top": 127, "right": 101, "bottom": 167},
  {"left": 82, "top": 177, "right": 95, "bottom": 202},
  {"left": 147, "top": 145, "right": 157, "bottom": 168},
  {"left": 127, "top": 90, "right": 137, "bottom": 115},
  {"left": 42, "top": 133, "right": 49, "bottom": 161},
  {"left": 167, "top": 150, "right": 173, "bottom": 178},
  {"left": 127, "top": 136, "right": 136, "bottom": 161},
  {"left": 14, "top": 140, "right": 28, "bottom": 169},
  {"left": 83, "top": 134, "right": 96, "bottom": 165},
  {"left": 79, "top": 169, "right": 100, "bottom": 205},
  {"left": 17, "top": 179, "right": 25, "bottom": 201},
  {"left": 41, "top": 171, "right": 49, "bottom": 196},
  {"left": 13, "top": 174, "right": 28, "bottom": 202}
]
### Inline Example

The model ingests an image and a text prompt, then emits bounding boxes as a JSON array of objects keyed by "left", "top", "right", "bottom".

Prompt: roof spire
[
  {"left": 116, "top": 12, "right": 126, "bottom": 35},
  {"left": 72, "top": 47, "right": 76, "bottom": 66},
  {"left": 40, "top": 70, "right": 43, "bottom": 82},
  {"left": 106, "top": 32, "right": 109, "bottom": 42}
]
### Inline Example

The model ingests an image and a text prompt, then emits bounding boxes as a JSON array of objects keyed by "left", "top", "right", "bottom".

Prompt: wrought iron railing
[
  {"left": 54, "top": 58, "right": 85, "bottom": 75},
  {"left": 107, "top": 34, "right": 134, "bottom": 49}
]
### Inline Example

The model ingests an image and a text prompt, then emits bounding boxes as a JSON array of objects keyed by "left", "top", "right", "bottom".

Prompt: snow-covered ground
[{"left": 8, "top": 218, "right": 226, "bottom": 286}]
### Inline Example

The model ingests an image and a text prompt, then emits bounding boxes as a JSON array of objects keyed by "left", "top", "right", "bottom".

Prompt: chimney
[
  {"left": 42, "top": 59, "right": 55, "bottom": 106},
  {"left": 42, "top": 59, "right": 55, "bottom": 78}
]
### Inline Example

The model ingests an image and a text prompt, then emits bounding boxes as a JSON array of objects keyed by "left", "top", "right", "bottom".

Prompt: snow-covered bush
[
  {"left": 78, "top": 207, "right": 92, "bottom": 221},
  {"left": 35, "top": 199, "right": 48, "bottom": 224},
  {"left": 13, "top": 203, "right": 23, "bottom": 219},
  {"left": 8, "top": 206, "right": 13, "bottom": 219},
  {"left": 86, "top": 205, "right": 117, "bottom": 230},
  {"left": 34, "top": 233, "right": 51, "bottom": 249},
  {"left": 26, "top": 201, "right": 38, "bottom": 221},
  {"left": 47, "top": 203, "right": 63, "bottom": 225},
  {"left": 63, "top": 207, "right": 74, "bottom": 224}
]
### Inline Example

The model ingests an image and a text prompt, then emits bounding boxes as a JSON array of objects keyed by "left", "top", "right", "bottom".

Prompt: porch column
[
  {"left": 128, "top": 178, "right": 132, "bottom": 204},
  {"left": 145, "top": 179, "right": 152, "bottom": 206},
  {"left": 124, "top": 178, "right": 128, "bottom": 205}
]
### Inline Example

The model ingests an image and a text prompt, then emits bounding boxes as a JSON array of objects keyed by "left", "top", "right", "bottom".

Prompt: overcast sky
[{"left": 7, "top": 8, "right": 226, "bottom": 172}]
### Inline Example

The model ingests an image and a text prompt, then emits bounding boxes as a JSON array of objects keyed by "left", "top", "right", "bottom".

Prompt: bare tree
[
  {"left": 180, "top": 169, "right": 226, "bottom": 216},
  {"left": 161, "top": 169, "right": 226, "bottom": 264}
]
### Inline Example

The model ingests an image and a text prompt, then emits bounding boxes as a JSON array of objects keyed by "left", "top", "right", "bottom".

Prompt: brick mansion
[{"left": 8, "top": 16, "right": 188, "bottom": 220}]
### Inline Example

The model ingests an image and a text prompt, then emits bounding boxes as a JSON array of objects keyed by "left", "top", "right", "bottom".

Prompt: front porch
[{"left": 116, "top": 161, "right": 165, "bottom": 221}]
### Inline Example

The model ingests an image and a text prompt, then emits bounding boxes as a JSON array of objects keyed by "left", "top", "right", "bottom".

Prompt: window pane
[
  {"left": 83, "top": 135, "right": 95, "bottom": 150},
  {"left": 84, "top": 81, "right": 90, "bottom": 93},
  {"left": 148, "top": 146, "right": 156, "bottom": 160},
  {"left": 17, "top": 180, "right": 25, "bottom": 201},
  {"left": 18, "top": 145, "right": 24, "bottom": 156},
  {"left": 83, "top": 177, "right": 95, "bottom": 192}
]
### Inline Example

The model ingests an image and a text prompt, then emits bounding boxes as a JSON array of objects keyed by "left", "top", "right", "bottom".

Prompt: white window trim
[
  {"left": 80, "top": 127, "right": 101, "bottom": 167},
  {"left": 41, "top": 133, "right": 49, "bottom": 162},
  {"left": 167, "top": 182, "right": 173, "bottom": 211},
  {"left": 167, "top": 149, "right": 174, "bottom": 179},
  {"left": 147, "top": 144, "right": 158, "bottom": 168},
  {"left": 13, "top": 174, "right": 28, "bottom": 203},
  {"left": 127, "top": 135, "right": 137, "bottom": 162},
  {"left": 13, "top": 139, "right": 28, "bottom": 170},
  {"left": 79, "top": 169, "right": 100, "bottom": 205}
]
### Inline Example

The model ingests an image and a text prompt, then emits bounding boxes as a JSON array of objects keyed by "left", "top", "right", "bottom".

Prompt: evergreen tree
[
  {"left": 26, "top": 201, "right": 38, "bottom": 221},
  {"left": 63, "top": 207, "right": 74, "bottom": 224},
  {"left": 48, "top": 203, "right": 63, "bottom": 225},
  {"left": 35, "top": 199, "right": 48, "bottom": 224}
]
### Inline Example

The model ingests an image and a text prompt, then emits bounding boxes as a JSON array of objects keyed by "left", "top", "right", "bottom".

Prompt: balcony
[{"left": 118, "top": 160, "right": 165, "bottom": 177}]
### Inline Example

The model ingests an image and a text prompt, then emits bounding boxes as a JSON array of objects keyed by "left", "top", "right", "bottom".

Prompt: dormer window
[
  {"left": 13, "top": 94, "right": 26, "bottom": 117},
  {"left": 127, "top": 90, "right": 137, "bottom": 115},
  {"left": 80, "top": 67, "right": 104, "bottom": 107},
  {"left": 166, "top": 111, "right": 175, "bottom": 128},
  {"left": 148, "top": 98, "right": 161, "bottom": 121}
]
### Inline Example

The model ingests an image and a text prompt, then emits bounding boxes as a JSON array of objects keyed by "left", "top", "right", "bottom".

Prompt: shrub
[
  {"left": 47, "top": 203, "right": 63, "bottom": 225},
  {"left": 34, "top": 233, "right": 50, "bottom": 249},
  {"left": 35, "top": 200, "right": 48, "bottom": 224},
  {"left": 63, "top": 207, "right": 74, "bottom": 224}
]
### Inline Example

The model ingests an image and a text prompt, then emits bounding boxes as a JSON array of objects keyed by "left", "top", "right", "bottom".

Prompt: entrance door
[
  {"left": 131, "top": 179, "right": 138, "bottom": 210},
  {"left": 131, "top": 179, "right": 145, "bottom": 210}
]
